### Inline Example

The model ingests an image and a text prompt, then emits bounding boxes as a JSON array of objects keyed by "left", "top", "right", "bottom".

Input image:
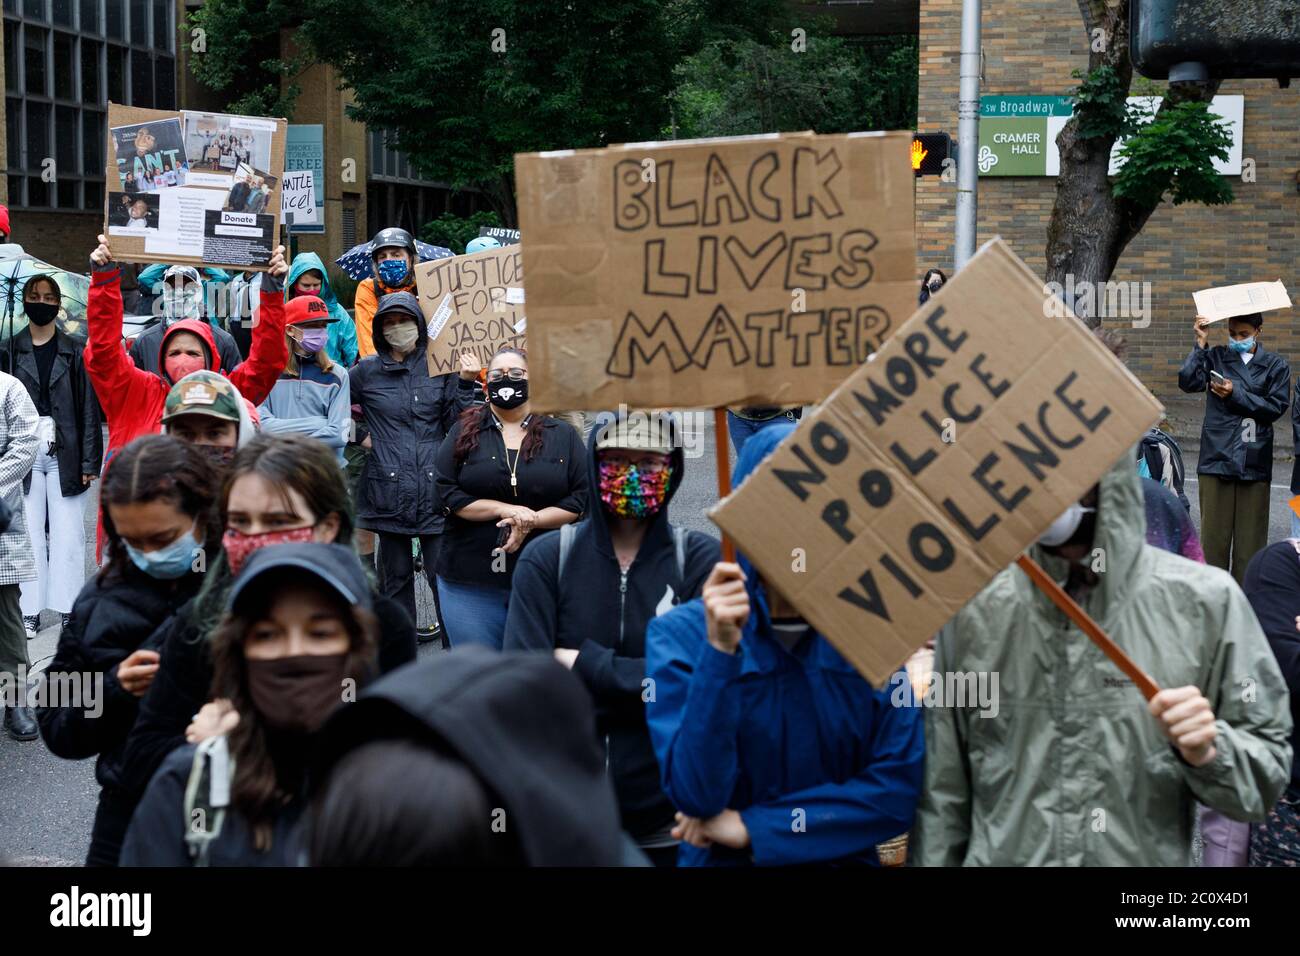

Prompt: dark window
[
  {"left": 81, "top": 38, "right": 100, "bottom": 102},
  {"left": 53, "top": 30, "right": 74, "bottom": 99},
  {"left": 80, "top": 0, "right": 99, "bottom": 33},
  {"left": 82, "top": 109, "right": 102, "bottom": 177},
  {"left": 84, "top": 178, "right": 103, "bottom": 212},
  {"left": 154, "top": 53, "right": 174, "bottom": 109},
  {"left": 57, "top": 178, "right": 77, "bottom": 208},
  {"left": 129, "top": 0, "right": 146, "bottom": 44},
  {"left": 3, "top": 20, "right": 17, "bottom": 92},
  {"left": 152, "top": 0, "right": 167, "bottom": 51},
  {"left": 105, "top": 0, "right": 122, "bottom": 40},
  {"left": 106, "top": 44, "right": 124, "bottom": 102},
  {"left": 27, "top": 176, "right": 49, "bottom": 207},
  {"left": 25, "top": 100, "right": 49, "bottom": 170},
  {"left": 52, "top": 0, "right": 71, "bottom": 26},
  {"left": 55, "top": 103, "right": 76, "bottom": 172},
  {"left": 23, "top": 0, "right": 45, "bottom": 20},
  {"left": 24, "top": 26, "right": 47, "bottom": 95},
  {"left": 6, "top": 176, "right": 22, "bottom": 207},
  {"left": 129, "top": 49, "right": 152, "bottom": 107},
  {"left": 5, "top": 99, "right": 20, "bottom": 168},
  {"left": 3, "top": 0, "right": 17, "bottom": 15}
]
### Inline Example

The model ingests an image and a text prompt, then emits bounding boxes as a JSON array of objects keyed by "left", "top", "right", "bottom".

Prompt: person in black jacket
[
  {"left": 504, "top": 409, "right": 718, "bottom": 865},
  {"left": 435, "top": 346, "right": 587, "bottom": 650},
  {"left": 349, "top": 291, "right": 479, "bottom": 640},
  {"left": 1242, "top": 541, "right": 1300, "bottom": 865},
  {"left": 36, "top": 435, "right": 219, "bottom": 866},
  {"left": 1, "top": 275, "right": 102, "bottom": 636},
  {"left": 1179, "top": 311, "right": 1290, "bottom": 584},
  {"left": 119, "top": 433, "right": 417, "bottom": 803},
  {"left": 121, "top": 543, "right": 383, "bottom": 866}
]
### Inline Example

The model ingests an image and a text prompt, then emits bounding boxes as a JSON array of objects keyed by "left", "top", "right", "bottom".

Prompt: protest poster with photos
[{"left": 104, "top": 103, "right": 287, "bottom": 270}]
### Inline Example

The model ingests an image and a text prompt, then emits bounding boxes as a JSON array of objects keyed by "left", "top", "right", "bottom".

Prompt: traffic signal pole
[{"left": 954, "top": 0, "right": 982, "bottom": 272}]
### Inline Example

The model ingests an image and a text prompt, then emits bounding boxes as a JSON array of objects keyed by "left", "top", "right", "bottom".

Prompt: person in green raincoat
[{"left": 911, "top": 452, "right": 1293, "bottom": 866}]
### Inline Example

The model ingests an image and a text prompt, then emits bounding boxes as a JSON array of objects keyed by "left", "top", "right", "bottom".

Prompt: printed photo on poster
[
  {"left": 112, "top": 119, "right": 187, "bottom": 192},
  {"left": 223, "top": 163, "right": 278, "bottom": 214},
  {"left": 107, "top": 192, "right": 160, "bottom": 234},
  {"left": 182, "top": 111, "right": 276, "bottom": 187},
  {"left": 202, "top": 209, "right": 276, "bottom": 267}
]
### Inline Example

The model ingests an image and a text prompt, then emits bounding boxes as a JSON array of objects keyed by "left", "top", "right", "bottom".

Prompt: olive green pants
[{"left": 1197, "top": 474, "right": 1270, "bottom": 585}]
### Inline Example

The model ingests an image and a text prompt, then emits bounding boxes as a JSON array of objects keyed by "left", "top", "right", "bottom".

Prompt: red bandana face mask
[
  {"left": 223, "top": 526, "right": 316, "bottom": 575},
  {"left": 165, "top": 354, "right": 207, "bottom": 382}
]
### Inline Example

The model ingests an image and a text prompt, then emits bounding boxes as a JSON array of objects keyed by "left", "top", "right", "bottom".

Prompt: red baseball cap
[{"left": 285, "top": 294, "right": 336, "bottom": 326}]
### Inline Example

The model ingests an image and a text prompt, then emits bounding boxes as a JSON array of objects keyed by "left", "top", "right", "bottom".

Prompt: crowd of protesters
[{"left": 0, "top": 211, "right": 1295, "bottom": 868}]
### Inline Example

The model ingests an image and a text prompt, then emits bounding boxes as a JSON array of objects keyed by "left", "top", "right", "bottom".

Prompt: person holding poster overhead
[
  {"left": 1179, "top": 311, "right": 1290, "bottom": 584},
  {"left": 353, "top": 228, "right": 418, "bottom": 359},
  {"left": 911, "top": 454, "right": 1292, "bottom": 866},
  {"left": 644, "top": 423, "right": 924, "bottom": 867}
]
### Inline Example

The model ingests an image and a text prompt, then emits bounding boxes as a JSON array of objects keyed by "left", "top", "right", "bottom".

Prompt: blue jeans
[
  {"left": 436, "top": 577, "right": 510, "bottom": 651},
  {"left": 726, "top": 409, "right": 801, "bottom": 456}
]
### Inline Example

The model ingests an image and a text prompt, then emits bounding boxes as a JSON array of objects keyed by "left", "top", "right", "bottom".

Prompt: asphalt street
[{"left": 1, "top": 407, "right": 1294, "bottom": 866}]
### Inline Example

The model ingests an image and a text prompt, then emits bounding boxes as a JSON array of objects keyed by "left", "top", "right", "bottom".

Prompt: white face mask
[{"left": 1038, "top": 502, "right": 1096, "bottom": 547}]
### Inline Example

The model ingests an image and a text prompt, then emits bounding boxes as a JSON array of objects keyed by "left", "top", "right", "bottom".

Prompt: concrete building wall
[{"left": 916, "top": 0, "right": 1300, "bottom": 403}]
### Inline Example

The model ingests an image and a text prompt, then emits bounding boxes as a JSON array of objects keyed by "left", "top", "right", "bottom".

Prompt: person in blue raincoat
[
  {"left": 286, "top": 252, "right": 358, "bottom": 367},
  {"left": 645, "top": 422, "right": 924, "bottom": 866}
]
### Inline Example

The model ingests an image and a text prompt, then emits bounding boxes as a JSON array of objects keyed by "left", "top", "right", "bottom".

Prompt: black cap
[
  {"left": 375, "top": 290, "right": 422, "bottom": 322},
  {"left": 227, "top": 543, "right": 372, "bottom": 615}
]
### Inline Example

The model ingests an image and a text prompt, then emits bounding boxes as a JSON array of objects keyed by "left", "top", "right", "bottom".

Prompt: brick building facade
[{"left": 916, "top": 0, "right": 1300, "bottom": 404}]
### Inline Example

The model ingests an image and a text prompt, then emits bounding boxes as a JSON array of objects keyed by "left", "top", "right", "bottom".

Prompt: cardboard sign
[
  {"left": 710, "top": 238, "right": 1163, "bottom": 686},
  {"left": 415, "top": 244, "right": 526, "bottom": 375},
  {"left": 515, "top": 131, "right": 916, "bottom": 412},
  {"left": 104, "top": 104, "right": 287, "bottom": 271},
  {"left": 282, "top": 170, "right": 318, "bottom": 227},
  {"left": 1193, "top": 280, "right": 1291, "bottom": 324}
]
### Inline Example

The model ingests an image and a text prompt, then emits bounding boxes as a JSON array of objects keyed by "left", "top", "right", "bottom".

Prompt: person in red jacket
[{"left": 84, "top": 233, "right": 288, "bottom": 466}]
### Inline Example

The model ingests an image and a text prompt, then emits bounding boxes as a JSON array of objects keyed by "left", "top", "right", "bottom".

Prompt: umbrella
[
  {"left": 334, "top": 239, "right": 453, "bottom": 281},
  {"left": 0, "top": 253, "right": 92, "bottom": 339}
]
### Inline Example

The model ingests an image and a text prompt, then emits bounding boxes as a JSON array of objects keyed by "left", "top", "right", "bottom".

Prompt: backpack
[
  {"left": 558, "top": 522, "right": 688, "bottom": 588},
  {"left": 1138, "top": 427, "right": 1190, "bottom": 513},
  {"left": 183, "top": 735, "right": 234, "bottom": 867}
]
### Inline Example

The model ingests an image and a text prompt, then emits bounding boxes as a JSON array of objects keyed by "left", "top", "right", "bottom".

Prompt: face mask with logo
[
  {"left": 1038, "top": 502, "right": 1096, "bottom": 548},
  {"left": 25, "top": 302, "right": 59, "bottom": 327},
  {"left": 124, "top": 523, "right": 200, "bottom": 579},
  {"left": 222, "top": 525, "right": 316, "bottom": 576},
  {"left": 384, "top": 319, "right": 419, "bottom": 353},
  {"left": 295, "top": 328, "right": 329, "bottom": 354},
  {"left": 598, "top": 459, "right": 673, "bottom": 519},
  {"left": 162, "top": 286, "right": 203, "bottom": 323},
  {"left": 376, "top": 258, "right": 410, "bottom": 287},
  {"left": 246, "top": 653, "right": 349, "bottom": 735},
  {"left": 488, "top": 379, "right": 529, "bottom": 409},
  {"left": 1229, "top": 336, "right": 1256, "bottom": 354}
]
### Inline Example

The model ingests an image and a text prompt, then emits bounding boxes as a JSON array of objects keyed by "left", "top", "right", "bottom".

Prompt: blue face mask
[
  {"left": 1229, "top": 336, "right": 1255, "bottom": 354},
  {"left": 376, "top": 258, "right": 409, "bottom": 287},
  {"left": 124, "top": 523, "right": 200, "bottom": 579}
]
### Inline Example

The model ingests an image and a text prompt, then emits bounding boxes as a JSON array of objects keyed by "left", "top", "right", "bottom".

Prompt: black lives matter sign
[{"left": 515, "top": 131, "right": 917, "bottom": 411}]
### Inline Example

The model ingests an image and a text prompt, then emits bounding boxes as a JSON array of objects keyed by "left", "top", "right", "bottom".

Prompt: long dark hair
[
  {"left": 209, "top": 577, "right": 378, "bottom": 853},
  {"left": 190, "top": 433, "right": 355, "bottom": 630},
  {"left": 99, "top": 435, "right": 222, "bottom": 581},
  {"left": 452, "top": 346, "right": 544, "bottom": 465}
]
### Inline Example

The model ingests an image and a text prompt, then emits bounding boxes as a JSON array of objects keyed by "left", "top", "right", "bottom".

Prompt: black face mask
[
  {"left": 25, "top": 302, "right": 58, "bottom": 327},
  {"left": 488, "top": 379, "right": 528, "bottom": 409},
  {"left": 196, "top": 443, "right": 236, "bottom": 468}
]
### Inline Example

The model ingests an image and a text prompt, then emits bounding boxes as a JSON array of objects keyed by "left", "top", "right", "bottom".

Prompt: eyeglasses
[
  {"left": 600, "top": 453, "right": 670, "bottom": 473},
  {"left": 486, "top": 368, "right": 527, "bottom": 383}
]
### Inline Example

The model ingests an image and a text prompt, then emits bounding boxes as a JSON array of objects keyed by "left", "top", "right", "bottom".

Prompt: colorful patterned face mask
[
  {"left": 598, "top": 460, "right": 672, "bottom": 519},
  {"left": 223, "top": 525, "right": 316, "bottom": 575}
]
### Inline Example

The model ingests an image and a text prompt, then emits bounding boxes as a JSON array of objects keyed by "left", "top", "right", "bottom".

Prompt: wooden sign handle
[
  {"left": 1015, "top": 554, "right": 1161, "bottom": 701},
  {"left": 714, "top": 407, "right": 735, "bottom": 562}
]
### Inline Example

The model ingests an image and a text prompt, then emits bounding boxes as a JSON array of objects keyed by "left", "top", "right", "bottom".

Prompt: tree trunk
[{"left": 1045, "top": 0, "right": 1220, "bottom": 326}]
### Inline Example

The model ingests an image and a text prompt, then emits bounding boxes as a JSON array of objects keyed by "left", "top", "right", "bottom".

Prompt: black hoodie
[
  {"left": 311, "top": 647, "right": 628, "bottom": 865},
  {"left": 503, "top": 413, "right": 719, "bottom": 841}
]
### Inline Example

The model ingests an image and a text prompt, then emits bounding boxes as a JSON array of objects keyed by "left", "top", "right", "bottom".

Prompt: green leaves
[
  {"left": 419, "top": 211, "right": 505, "bottom": 255},
  {"left": 1112, "top": 100, "right": 1235, "bottom": 208},
  {"left": 1069, "top": 66, "right": 1139, "bottom": 140}
]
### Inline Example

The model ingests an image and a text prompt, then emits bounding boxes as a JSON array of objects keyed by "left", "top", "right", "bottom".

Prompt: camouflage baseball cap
[
  {"left": 594, "top": 411, "right": 674, "bottom": 454},
  {"left": 161, "top": 370, "right": 242, "bottom": 424}
]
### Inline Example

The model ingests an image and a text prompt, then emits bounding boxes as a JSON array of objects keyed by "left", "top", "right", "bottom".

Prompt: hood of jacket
[
  {"left": 286, "top": 252, "right": 350, "bottom": 324},
  {"left": 585, "top": 410, "right": 685, "bottom": 559},
  {"left": 157, "top": 318, "right": 222, "bottom": 384},
  {"left": 371, "top": 292, "right": 427, "bottom": 364},
  {"left": 312, "top": 647, "right": 627, "bottom": 865}
]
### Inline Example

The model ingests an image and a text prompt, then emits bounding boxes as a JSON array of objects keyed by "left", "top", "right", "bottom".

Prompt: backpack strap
[
  {"left": 673, "top": 525, "right": 687, "bottom": 585},
  {"left": 183, "top": 735, "right": 233, "bottom": 868},
  {"left": 557, "top": 522, "right": 576, "bottom": 587}
]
